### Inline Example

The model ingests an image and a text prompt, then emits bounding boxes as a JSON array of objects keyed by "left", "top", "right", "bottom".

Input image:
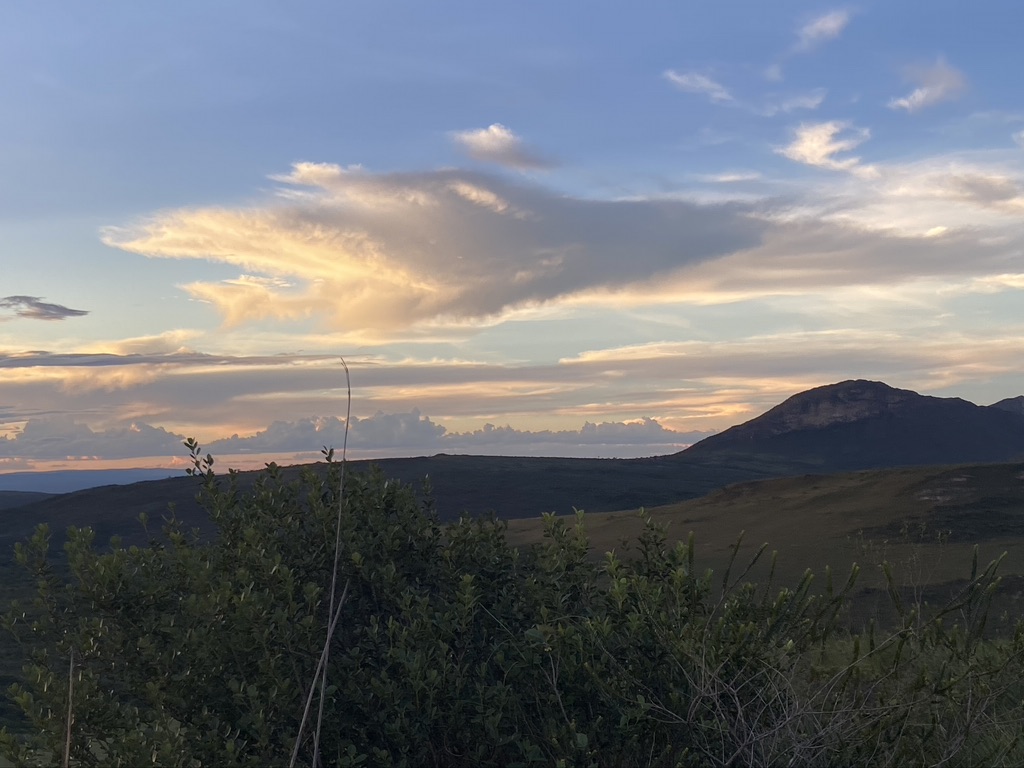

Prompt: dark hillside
[
  {"left": 0, "top": 491, "right": 53, "bottom": 511},
  {"left": 0, "top": 452, "right": 807, "bottom": 556}
]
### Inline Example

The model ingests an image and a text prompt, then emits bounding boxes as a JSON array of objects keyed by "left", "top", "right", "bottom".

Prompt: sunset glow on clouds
[{"left": 3, "top": 1, "right": 1024, "bottom": 471}]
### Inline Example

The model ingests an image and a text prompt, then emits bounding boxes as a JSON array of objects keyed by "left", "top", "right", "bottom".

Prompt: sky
[{"left": 3, "top": 1, "right": 1024, "bottom": 473}]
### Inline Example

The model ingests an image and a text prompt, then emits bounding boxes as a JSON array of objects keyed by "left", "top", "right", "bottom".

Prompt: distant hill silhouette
[
  {"left": 0, "top": 468, "right": 178, "bottom": 494},
  {"left": 682, "top": 379, "right": 1024, "bottom": 471}
]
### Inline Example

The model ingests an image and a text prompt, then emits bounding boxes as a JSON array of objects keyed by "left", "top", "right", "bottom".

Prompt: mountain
[
  {"left": 991, "top": 395, "right": 1024, "bottom": 416},
  {"left": 683, "top": 380, "right": 1024, "bottom": 471}
]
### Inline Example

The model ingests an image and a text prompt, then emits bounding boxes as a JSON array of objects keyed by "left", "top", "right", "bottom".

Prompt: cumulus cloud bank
[
  {"left": 207, "top": 411, "right": 706, "bottom": 457},
  {"left": 103, "top": 164, "right": 763, "bottom": 333},
  {"left": 0, "top": 410, "right": 707, "bottom": 462},
  {"left": 0, "top": 416, "right": 183, "bottom": 460},
  {"left": 0, "top": 296, "right": 89, "bottom": 321}
]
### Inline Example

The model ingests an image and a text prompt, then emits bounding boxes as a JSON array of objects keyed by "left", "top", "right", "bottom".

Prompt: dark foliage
[{"left": 3, "top": 449, "right": 1024, "bottom": 767}]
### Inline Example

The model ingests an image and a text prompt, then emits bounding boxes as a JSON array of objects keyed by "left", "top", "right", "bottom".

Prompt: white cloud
[
  {"left": 796, "top": 10, "right": 851, "bottom": 50},
  {"left": 663, "top": 70, "right": 733, "bottom": 103},
  {"left": 889, "top": 58, "right": 967, "bottom": 113},
  {"left": 451, "top": 124, "right": 551, "bottom": 169},
  {"left": 777, "top": 121, "right": 877, "bottom": 177},
  {"left": 763, "top": 64, "right": 784, "bottom": 82},
  {"left": 1013, "top": 130, "right": 1024, "bottom": 148}
]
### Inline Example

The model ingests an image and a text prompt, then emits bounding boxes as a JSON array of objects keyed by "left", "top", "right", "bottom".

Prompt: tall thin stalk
[
  {"left": 291, "top": 357, "right": 351, "bottom": 768},
  {"left": 62, "top": 647, "right": 73, "bottom": 768}
]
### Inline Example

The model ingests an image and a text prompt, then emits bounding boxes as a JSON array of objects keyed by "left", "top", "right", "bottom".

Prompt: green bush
[{"left": 3, "top": 447, "right": 1024, "bottom": 766}]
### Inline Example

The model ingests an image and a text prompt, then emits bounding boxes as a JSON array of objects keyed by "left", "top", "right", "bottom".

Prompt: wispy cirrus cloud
[
  {"left": 664, "top": 71, "right": 824, "bottom": 119},
  {"left": 663, "top": 70, "right": 733, "bottom": 104},
  {"left": 756, "top": 89, "right": 827, "bottom": 117},
  {"left": 767, "top": 9, "right": 851, "bottom": 81},
  {"left": 889, "top": 58, "right": 967, "bottom": 113},
  {"left": 0, "top": 295, "right": 89, "bottom": 321},
  {"left": 795, "top": 10, "right": 851, "bottom": 51},
  {"left": 451, "top": 124, "right": 551, "bottom": 169}
]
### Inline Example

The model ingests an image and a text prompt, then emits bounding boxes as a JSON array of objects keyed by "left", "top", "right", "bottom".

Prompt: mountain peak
[
  {"left": 683, "top": 379, "right": 1024, "bottom": 471},
  {"left": 757, "top": 379, "right": 919, "bottom": 433}
]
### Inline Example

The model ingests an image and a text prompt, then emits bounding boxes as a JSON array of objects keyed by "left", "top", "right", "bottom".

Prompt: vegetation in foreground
[{"left": 2, "top": 448, "right": 1024, "bottom": 767}]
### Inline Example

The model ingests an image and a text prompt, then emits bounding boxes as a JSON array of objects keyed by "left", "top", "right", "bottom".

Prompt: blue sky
[{"left": 3, "top": 1, "right": 1024, "bottom": 471}]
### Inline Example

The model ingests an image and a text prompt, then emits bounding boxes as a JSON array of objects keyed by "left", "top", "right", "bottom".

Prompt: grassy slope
[{"left": 506, "top": 461, "right": 1024, "bottom": 601}]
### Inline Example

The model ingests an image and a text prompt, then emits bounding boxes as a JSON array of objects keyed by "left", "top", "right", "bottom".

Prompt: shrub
[{"left": 3, "top": 447, "right": 1024, "bottom": 766}]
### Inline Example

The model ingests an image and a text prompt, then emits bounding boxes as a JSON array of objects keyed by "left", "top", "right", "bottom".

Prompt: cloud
[
  {"left": 103, "top": 164, "right": 764, "bottom": 333},
  {"left": 5, "top": 304, "right": 1024, "bottom": 464},
  {"left": 0, "top": 296, "right": 89, "bottom": 321},
  {"left": 88, "top": 329, "right": 202, "bottom": 356},
  {"left": 777, "top": 121, "right": 877, "bottom": 177},
  {"left": 0, "top": 406, "right": 706, "bottom": 462},
  {"left": 805, "top": 158, "right": 1024, "bottom": 234},
  {"left": 1013, "top": 130, "right": 1024, "bottom": 148},
  {"left": 694, "top": 172, "right": 762, "bottom": 183},
  {"left": 889, "top": 58, "right": 967, "bottom": 113},
  {"left": 451, "top": 124, "right": 551, "bottom": 169},
  {"left": 796, "top": 10, "right": 851, "bottom": 51},
  {"left": 207, "top": 411, "right": 706, "bottom": 458},
  {"left": 663, "top": 70, "right": 733, "bottom": 103},
  {"left": 208, "top": 410, "right": 445, "bottom": 453},
  {"left": 0, "top": 415, "right": 184, "bottom": 460},
  {"left": 757, "top": 89, "right": 827, "bottom": 117}
]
